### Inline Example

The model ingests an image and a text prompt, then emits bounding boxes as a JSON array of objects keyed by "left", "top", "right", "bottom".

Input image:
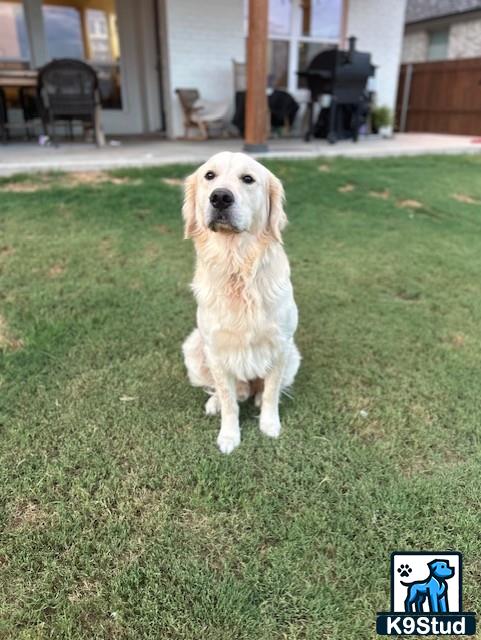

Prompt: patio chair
[
  {"left": 175, "top": 88, "right": 229, "bottom": 140},
  {"left": 38, "top": 59, "right": 105, "bottom": 146}
]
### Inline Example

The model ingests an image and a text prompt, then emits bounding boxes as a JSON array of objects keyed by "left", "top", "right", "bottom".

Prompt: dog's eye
[
  {"left": 241, "top": 174, "right": 255, "bottom": 184},
  {"left": 205, "top": 171, "right": 216, "bottom": 181}
]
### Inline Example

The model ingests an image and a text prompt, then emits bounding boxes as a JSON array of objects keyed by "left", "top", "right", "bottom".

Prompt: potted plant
[{"left": 371, "top": 106, "right": 393, "bottom": 138}]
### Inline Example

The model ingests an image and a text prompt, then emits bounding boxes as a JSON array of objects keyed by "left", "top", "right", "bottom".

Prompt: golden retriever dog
[{"left": 182, "top": 152, "right": 300, "bottom": 453}]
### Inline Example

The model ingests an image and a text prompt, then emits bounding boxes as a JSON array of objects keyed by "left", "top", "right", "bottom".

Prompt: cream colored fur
[{"left": 182, "top": 152, "right": 300, "bottom": 453}]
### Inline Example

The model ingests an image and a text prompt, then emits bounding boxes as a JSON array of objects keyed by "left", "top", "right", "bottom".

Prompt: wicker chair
[
  {"left": 38, "top": 59, "right": 105, "bottom": 146},
  {"left": 175, "top": 88, "right": 229, "bottom": 140}
]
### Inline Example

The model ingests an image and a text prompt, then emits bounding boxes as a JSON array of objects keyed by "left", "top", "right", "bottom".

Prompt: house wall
[
  {"left": 346, "top": 0, "right": 407, "bottom": 113},
  {"left": 162, "top": 0, "right": 245, "bottom": 138},
  {"left": 160, "top": 0, "right": 407, "bottom": 138}
]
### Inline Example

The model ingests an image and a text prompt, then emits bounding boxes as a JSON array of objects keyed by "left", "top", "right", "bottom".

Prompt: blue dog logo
[
  {"left": 401, "top": 559, "right": 455, "bottom": 613},
  {"left": 376, "top": 551, "right": 476, "bottom": 635}
]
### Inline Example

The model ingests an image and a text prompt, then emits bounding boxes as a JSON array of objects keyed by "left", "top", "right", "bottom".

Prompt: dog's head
[
  {"left": 429, "top": 560, "right": 455, "bottom": 580},
  {"left": 182, "top": 151, "right": 287, "bottom": 242}
]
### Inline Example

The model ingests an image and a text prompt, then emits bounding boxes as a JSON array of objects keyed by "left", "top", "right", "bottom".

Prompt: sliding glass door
[{"left": 0, "top": 0, "right": 161, "bottom": 134}]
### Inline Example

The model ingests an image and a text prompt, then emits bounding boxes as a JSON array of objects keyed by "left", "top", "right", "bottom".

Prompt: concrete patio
[{"left": 1, "top": 133, "right": 480, "bottom": 176}]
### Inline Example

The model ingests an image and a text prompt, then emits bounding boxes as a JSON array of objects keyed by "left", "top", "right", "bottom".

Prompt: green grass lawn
[{"left": 1, "top": 155, "right": 481, "bottom": 639}]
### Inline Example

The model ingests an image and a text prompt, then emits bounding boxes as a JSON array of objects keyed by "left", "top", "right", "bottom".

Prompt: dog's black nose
[{"left": 209, "top": 188, "right": 234, "bottom": 211}]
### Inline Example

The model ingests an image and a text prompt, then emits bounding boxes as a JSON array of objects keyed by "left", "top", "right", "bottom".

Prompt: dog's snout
[{"left": 210, "top": 188, "right": 234, "bottom": 211}]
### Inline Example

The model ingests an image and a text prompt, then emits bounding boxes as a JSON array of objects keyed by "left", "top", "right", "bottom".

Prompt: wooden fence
[{"left": 395, "top": 58, "right": 481, "bottom": 135}]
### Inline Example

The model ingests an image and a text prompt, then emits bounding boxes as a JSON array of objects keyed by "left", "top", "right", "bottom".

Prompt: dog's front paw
[
  {"left": 217, "top": 429, "right": 240, "bottom": 454},
  {"left": 260, "top": 415, "right": 281, "bottom": 438}
]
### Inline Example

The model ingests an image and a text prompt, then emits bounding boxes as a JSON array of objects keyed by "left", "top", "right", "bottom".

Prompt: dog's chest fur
[{"left": 192, "top": 235, "right": 288, "bottom": 380}]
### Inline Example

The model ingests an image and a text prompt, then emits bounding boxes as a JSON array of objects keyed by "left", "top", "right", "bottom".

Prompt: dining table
[{"left": 0, "top": 69, "right": 38, "bottom": 88}]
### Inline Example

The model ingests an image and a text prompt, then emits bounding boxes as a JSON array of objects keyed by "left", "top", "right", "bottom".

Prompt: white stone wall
[
  {"left": 162, "top": 0, "right": 245, "bottom": 138},
  {"left": 346, "top": 0, "right": 407, "bottom": 113},
  {"left": 449, "top": 18, "right": 481, "bottom": 59},
  {"left": 402, "top": 29, "right": 428, "bottom": 63}
]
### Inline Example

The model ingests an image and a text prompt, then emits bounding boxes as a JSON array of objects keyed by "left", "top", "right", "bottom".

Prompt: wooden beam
[{"left": 244, "top": 0, "right": 269, "bottom": 152}]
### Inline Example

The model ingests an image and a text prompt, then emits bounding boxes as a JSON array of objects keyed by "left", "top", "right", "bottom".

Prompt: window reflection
[
  {"left": 0, "top": 1, "right": 30, "bottom": 64},
  {"left": 298, "top": 42, "right": 331, "bottom": 88},
  {"left": 268, "top": 40, "right": 289, "bottom": 89},
  {"left": 41, "top": 0, "right": 122, "bottom": 109},
  {"left": 43, "top": 5, "right": 84, "bottom": 59},
  {"left": 300, "top": 0, "right": 342, "bottom": 40},
  {"left": 269, "top": 0, "right": 291, "bottom": 37}
]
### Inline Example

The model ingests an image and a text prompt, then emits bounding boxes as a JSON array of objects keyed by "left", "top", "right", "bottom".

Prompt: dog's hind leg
[
  {"left": 404, "top": 594, "right": 414, "bottom": 613},
  {"left": 249, "top": 378, "right": 264, "bottom": 408},
  {"left": 182, "top": 329, "right": 214, "bottom": 389},
  {"left": 255, "top": 342, "right": 301, "bottom": 414},
  {"left": 281, "top": 341, "right": 301, "bottom": 390},
  {"left": 416, "top": 595, "right": 426, "bottom": 613},
  {"left": 205, "top": 381, "right": 249, "bottom": 416},
  {"left": 404, "top": 587, "right": 419, "bottom": 613},
  {"left": 205, "top": 393, "right": 220, "bottom": 415}
]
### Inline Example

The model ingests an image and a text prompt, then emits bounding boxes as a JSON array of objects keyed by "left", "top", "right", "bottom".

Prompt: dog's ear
[
  {"left": 182, "top": 172, "right": 198, "bottom": 239},
  {"left": 267, "top": 171, "right": 288, "bottom": 243}
]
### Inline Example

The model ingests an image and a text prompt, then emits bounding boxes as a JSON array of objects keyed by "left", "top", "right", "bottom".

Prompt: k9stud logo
[{"left": 376, "top": 552, "right": 476, "bottom": 635}]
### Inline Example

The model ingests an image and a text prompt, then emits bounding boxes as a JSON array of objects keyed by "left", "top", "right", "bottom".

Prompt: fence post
[{"left": 400, "top": 63, "right": 413, "bottom": 133}]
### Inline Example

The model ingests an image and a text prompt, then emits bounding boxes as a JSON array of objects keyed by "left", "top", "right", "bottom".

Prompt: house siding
[{"left": 346, "top": 0, "right": 407, "bottom": 111}]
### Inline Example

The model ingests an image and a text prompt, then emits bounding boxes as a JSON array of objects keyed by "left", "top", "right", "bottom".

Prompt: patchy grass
[{"left": 1, "top": 155, "right": 481, "bottom": 639}]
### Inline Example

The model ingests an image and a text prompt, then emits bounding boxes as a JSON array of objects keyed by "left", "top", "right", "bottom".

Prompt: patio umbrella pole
[{"left": 243, "top": 0, "right": 269, "bottom": 153}]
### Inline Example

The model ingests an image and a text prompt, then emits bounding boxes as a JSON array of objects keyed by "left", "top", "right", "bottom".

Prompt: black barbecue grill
[{"left": 297, "top": 37, "right": 375, "bottom": 143}]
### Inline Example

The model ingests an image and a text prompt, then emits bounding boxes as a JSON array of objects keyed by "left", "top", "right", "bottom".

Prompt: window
[
  {"left": 427, "top": 29, "right": 449, "bottom": 61},
  {"left": 43, "top": 5, "right": 84, "bottom": 59},
  {"left": 268, "top": 40, "right": 289, "bottom": 88},
  {"left": 0, "top": 1, "right": 30, "bottom": 62},
  {"left": 269, "top": 0, "right": 291, "bottom": 36},
  {"left": 297, "top": 41, "right": 330, "bottom": 88},
  {"left": 246, "top": 0, "right": 343, "bottom": 92},
  {"left": 41, "top": 0, "right": 122, "bottom": 109},
  {"left": 300, "top": 0, "right": 342, "bottom": 39}
]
